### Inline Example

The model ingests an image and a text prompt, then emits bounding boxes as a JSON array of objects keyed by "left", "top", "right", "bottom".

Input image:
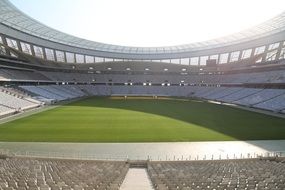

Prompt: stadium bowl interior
[{"left": 0, "top": 0, "right": 285, "bottom": 189}]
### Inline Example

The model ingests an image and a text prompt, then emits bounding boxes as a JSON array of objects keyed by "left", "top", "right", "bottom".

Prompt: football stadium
[{"left": 0, "top": 0, "right": 285, "bottom": 189}]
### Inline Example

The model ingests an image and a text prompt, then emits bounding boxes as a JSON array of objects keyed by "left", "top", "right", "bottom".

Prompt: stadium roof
[{"left": 1, "top": 0, "right": 285, "bottom": 54}]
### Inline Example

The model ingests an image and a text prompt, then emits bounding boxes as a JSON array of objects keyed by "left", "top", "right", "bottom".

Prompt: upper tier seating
[
  {"left": 39, "top": 69, "right": 285, "bottom": 84},
  {"left": 0, "top": 68, "right": 50, "bottom": 81},
  {"left": 1, "top": 156, "right": 284, "bottom": 190},
  {"left": 0, "top": 157, "right": 128, "bottom": 190},
  {"left": 148, "top": 159, "right": 285, "bottom": 190}
]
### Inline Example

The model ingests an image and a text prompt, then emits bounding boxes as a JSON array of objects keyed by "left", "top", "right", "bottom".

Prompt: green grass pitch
[{"left": 0, "top": 97, "right": 285, "bottom": 142}]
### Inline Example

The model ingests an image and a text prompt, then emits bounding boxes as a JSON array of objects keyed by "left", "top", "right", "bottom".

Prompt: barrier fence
[{"left": 1, "top": 149, "right": 284, "bottom": 161}]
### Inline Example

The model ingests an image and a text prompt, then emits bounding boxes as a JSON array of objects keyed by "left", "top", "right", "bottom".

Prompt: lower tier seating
[
  {"left": 0, "top": 105, "right": 15, "bottom": 117},
  {"left": 19, "top": 85, "right": 86, "bottom": 102},
  {"left": 3, "top": 84, "right": 285, "bottom": 114},
  {"left": 0, "top": 87, "right": 40, "bottom": 116}
]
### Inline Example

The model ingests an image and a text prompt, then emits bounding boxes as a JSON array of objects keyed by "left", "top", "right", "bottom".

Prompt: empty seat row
[
  {"left": 148, "top": 159, "right": 285, "bottom": 190},
  {"left": 0, "top": 157, "right": 129, "bottom": 190}
]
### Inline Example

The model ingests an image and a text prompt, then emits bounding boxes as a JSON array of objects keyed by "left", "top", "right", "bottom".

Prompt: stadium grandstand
[{"left": 0, "top": 0, "right": 285, "bottom": 189}]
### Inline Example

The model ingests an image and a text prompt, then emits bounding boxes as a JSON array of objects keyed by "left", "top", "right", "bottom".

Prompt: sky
[{"left": 10, "top": 0, "right": 285, "bottom": 47}]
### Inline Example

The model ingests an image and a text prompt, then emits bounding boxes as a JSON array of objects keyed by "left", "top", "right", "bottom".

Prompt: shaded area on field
[
  {"left": 64, "top": 97, "right": 285, "bottom": 141},
  {"left": 0, "top": 97, "right": 285, "bottom": 142}
]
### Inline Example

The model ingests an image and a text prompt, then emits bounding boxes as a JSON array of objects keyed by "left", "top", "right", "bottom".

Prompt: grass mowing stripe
[{"left": 0, "top": 97, "right": 284, "bottom": 142}]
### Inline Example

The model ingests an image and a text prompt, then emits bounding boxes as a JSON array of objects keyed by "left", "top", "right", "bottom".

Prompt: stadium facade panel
[{"left": 0, "top": 0, "right": 284, "bottom": 64}]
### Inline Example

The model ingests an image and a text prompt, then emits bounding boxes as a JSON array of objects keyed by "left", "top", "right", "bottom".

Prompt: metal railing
[{"left": 1, "top": 149, "right": 284, "bottom": 161}]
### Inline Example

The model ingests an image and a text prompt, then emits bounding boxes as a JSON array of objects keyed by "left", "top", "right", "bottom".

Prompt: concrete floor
[
  {"left": 120, "top": 168, "right": 154, "bottom": 190},
  {"left": 1, "top": 140, "right": 284, "bottom": 161}
]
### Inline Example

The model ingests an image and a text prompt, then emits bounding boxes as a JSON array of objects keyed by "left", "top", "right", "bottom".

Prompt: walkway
[
  {"left": 120, "top": 168, "right": 154, "bottom": 190},
  {"left": 1, "top": 140, "right": 284, "bottom": 161}
]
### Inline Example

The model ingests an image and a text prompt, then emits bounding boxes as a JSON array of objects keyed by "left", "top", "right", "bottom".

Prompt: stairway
[{"left": 120, "top": 168, "right": 154, "bottom": 190}]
